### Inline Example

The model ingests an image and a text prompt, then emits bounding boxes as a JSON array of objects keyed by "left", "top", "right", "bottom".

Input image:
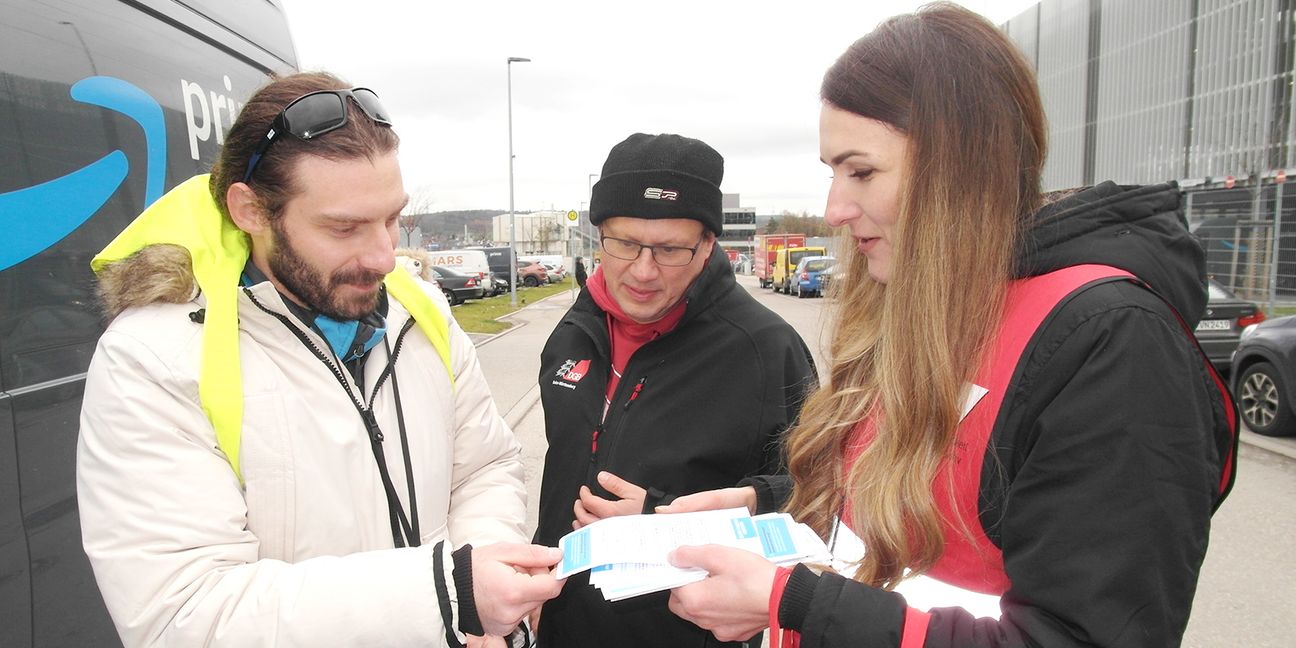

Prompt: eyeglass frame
[
  {"left": 599, "top": 234, "right": 708, "bottom": 267},
  {"left": 241, "top": 87, "right": 392, "bottom": 184}
]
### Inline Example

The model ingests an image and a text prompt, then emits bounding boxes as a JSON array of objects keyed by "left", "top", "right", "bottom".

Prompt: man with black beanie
[{"left": 532, "top": 133, "right": 818, "bottom": 648}]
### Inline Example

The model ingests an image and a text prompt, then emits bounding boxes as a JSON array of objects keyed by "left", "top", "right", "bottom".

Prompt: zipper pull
[
  {"left": 623, "top": 377, "right": 646, "bottom": 410},
  {"left": 590, "top": 425, "right": 603, "bottom": 458},
  {"left": 361, "top": 409, "right": 384, "bottom": 443}
]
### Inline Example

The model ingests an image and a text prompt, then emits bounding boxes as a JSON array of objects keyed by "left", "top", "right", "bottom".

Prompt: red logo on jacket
[{"left": 553, "top": 359, "right": 592, "bottom": 390}]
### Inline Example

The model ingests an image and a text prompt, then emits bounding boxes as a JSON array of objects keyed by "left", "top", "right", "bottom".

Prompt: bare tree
[
  {"left": 401, "top": 189, "right": 437, "bottom": 247},
  {"left": 534, "top": 221, "right": 564, "bottom": 254}
]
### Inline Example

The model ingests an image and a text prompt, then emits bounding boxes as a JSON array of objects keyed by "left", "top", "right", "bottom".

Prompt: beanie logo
[{"left": 643, "top": 187, "right": 679, "bottom": 201}]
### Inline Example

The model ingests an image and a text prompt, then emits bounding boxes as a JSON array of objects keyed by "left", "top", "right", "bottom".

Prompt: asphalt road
[{"left": 480, "top": 273, "right": 1296, "bottom": 645}]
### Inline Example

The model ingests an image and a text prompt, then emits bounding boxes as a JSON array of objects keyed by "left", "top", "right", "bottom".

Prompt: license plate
[{"left": 1195, "top": 319, "right": 1232, "bottom": 332}]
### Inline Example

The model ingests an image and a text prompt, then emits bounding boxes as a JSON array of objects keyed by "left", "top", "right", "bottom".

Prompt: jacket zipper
[{"left": 586, "top": 367, "right": 656, "bottom": 488}]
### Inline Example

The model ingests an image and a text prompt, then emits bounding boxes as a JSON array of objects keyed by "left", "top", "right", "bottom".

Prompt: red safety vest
[{"left": 843, "top": 265, "right": 1238, "bottom": 647}]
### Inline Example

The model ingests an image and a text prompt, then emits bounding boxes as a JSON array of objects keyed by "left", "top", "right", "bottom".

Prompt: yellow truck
[{"left": 773, "top": 245, "right": 828, "bottom": 294}]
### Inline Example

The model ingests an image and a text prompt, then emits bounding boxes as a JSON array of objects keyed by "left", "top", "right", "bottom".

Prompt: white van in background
[{"left": 426, "top": 249, "right": 493, "bottom": 286}]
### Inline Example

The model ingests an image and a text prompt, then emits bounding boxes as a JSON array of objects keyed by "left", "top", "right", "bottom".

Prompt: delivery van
[
  {"left": 427, "top": 249, "right": 493, "bottom": 285},
  {"left": 0, "top": 2, "right": 297, "bottom": 645}
]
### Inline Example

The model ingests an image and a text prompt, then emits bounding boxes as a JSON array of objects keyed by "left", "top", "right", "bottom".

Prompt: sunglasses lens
[
  {"left": 281, "top": 92, "right": 347, "bottom": 139},
  {"left": 351, "top": 88, "right": 392, "bottom": 125}
]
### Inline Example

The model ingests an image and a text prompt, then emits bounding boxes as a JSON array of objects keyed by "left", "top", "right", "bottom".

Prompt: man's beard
[{"left": 268, "top": 220, "right": 385, "bottom": 320}]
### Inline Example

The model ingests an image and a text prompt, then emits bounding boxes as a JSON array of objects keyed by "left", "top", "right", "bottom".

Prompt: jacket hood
[
  {"left": 97, "top": 244, "right": 202, "bottom": 320},
  {"left": 679, "top": 245, "right": 738, "bottom": 319},
  {"left": 1018, "top": 181, "right": 1208, "bottom": 323}
]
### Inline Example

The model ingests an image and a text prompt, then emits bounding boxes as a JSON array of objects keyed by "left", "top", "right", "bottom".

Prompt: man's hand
[
  {"left": 572, "top": 471, "right": 647, "bottom": 529},
  {"left": 471, "top": 543, "right": 566, "bottom": 636},
  {"left": 667, "top": 545, "right": 776, "bottom": 641},
  {"left": 655, "top": 486, "right": 757, "bottom": 515}
]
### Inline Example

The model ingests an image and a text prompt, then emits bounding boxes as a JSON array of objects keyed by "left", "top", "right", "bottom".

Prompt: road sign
[{"left": 565, "top": 209, "right": 579, "bottom": 227}]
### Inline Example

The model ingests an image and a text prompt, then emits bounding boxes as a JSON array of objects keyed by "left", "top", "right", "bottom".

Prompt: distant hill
[{"left": 414, "top": 209, "right": 503, "bottom": 247}]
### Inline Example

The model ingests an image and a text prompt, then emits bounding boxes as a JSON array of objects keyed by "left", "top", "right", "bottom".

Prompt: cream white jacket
[{"left": 77, "top": 274, "right": 526, "bottom": 647}]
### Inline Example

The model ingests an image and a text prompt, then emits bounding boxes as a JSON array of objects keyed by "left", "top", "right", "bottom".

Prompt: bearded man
[{"left": 76, "top": 72, "right": 563, "bottom": 648}]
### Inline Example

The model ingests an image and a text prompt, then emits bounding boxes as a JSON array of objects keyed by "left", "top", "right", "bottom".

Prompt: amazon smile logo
[{"left": 0, "top": 76, "right": 166, "bottom": 272}]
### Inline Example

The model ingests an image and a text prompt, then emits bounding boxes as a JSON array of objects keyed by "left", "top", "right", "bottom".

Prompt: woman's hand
[
  {"left": 572, "top": 471, "right": 647, "bottom": 529},
  {"left": 668, "top": 545, "right": 777, "bottom": 641}
]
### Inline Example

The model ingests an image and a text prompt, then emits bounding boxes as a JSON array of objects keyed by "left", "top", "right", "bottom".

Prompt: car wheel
[
  {"left": 797, "top": 285, "right": 805, "bottom": 298},
  {"left": 523, "top": 275, "right": 540, "bottom": 287},
  {"left": 442, "top": 289, "right": 459, "bottom": 306},
  {"left": 1237, "top": 362, "right": 1296, "bottom": 437}
]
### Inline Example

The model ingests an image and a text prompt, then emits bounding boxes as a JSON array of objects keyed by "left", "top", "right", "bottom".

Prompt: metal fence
[{"left": 1186, "top": 182, "right": 1296, "bottom": 312}]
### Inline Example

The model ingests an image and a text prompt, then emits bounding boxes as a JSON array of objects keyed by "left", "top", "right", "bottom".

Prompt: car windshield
[{"left": 804, "top": 259, "right": 834, "bottom": 272}]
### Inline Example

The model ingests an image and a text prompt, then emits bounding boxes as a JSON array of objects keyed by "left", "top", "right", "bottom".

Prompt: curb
[
  {"left": 504, "top": 387, "right": 542, "bottom": 430},
  {"left": 1239, "top": 430, "right": 1296, "bottom": 461},
  {"left": 471, "top": 290, "right": 574, "bottom": 348}
]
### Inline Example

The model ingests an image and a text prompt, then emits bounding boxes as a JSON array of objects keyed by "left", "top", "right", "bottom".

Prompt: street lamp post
[
  {"left": 507, "top": 56, "right": 531, "bottom": 306},
  {"left": 587, "top": 173, "right": 598, "bottom": 265}
]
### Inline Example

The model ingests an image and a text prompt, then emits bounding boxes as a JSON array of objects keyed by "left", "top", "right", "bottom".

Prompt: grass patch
[{"left": 449, "top": 277, "right": 575, "bottom": 334}]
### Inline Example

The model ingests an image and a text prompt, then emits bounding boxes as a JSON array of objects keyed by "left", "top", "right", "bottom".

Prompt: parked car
[
  {"left": 1195, "top": 279, "right": 1266, "bottom": 372},
  {"left": 425, "top": 249, "right": 493, "bottom": 288},
  {"left": 793, "top": 256, "right": 836, "bottom": 298},
  {"left": 430, "top": 266, "right": 485, "bottom": 305},
  {"left": 1230, "top": 314, "right": 1296, "bottom": 437},
  {"left": 541, "top": 263, "right": 563, "bottom": 283},
  {"left": 818, "top": 264, "right": 837, "bottom": 295},
  {"left": 520, "top": 255, "right": 567, "bottom": 280},
  {"left": 517, "top": 260, "right": 549, "bottom": 287},
  {"left": 491, "top": 276, "right": 511, "bottom": 296}
]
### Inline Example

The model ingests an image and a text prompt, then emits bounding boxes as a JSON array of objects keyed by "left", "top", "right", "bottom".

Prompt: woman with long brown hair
[{"left": 662, "top": 3, "right": 1236, "bottom": 646}]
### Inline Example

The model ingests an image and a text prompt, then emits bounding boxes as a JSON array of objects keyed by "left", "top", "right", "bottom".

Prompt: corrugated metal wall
[
  {"left": 1006, "top": 0, "right": 1296, "bottom": 303},
  {"left": 1007, "top": 0, "right": 1295, "bottom": 190}
]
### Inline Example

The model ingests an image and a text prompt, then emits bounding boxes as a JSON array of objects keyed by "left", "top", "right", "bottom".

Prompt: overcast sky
[{"left": 276, "top": 0, "right": 1040, "bottom": 216}]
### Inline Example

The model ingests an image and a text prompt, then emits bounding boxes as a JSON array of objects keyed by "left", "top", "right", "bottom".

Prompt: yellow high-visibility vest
[{"left": 92, "top": 174, "right": 454, "bottom": 483}]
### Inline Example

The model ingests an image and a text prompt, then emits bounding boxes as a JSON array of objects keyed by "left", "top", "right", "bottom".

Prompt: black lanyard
[{"left": 246, "top": 290, "right": 423, "bottom": 548}]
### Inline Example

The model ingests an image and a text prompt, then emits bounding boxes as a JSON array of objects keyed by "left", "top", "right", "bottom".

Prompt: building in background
[
  {"left": 491, "top": 210, "right": 569, "bottom": 255},
  {"left": 1004, "top": 0, "right": 1296, "bottom": 303},
  {"left": 721, "top": 193, "right": 758, "bottom": 260}
]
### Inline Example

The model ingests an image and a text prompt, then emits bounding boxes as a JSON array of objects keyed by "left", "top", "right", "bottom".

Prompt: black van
[
  {"left": 0, "top": 2, "right": 296, "bottom": 645},
  {"left": 470, "top": 245, "right": 519, "bottom": 294}
]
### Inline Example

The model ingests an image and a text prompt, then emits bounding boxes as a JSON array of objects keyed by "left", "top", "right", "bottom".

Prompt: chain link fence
[{"left": 1186, "top": 183, "right": 1296, "bottom": 313}]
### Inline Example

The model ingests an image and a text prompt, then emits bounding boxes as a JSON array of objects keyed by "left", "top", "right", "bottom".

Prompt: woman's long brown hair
[{"left": 785, "top": 2, "right": 1047, "bottom": 588}]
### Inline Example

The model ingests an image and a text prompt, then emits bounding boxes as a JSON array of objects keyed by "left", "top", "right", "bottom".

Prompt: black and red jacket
[
  {"left": 534, "top": 249, "right": 818, "bottom": 648},
  {"left": 758, "top": 182, "right": 1236, "bottom": 648}
]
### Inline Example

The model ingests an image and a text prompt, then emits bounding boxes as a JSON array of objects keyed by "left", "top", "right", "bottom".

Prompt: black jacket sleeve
[
  {"left": 738, "top": 474, "right": 793, "bottom": 515},
  {"left": 789, "top": 285, "right": 1224, "bottom": 647}
]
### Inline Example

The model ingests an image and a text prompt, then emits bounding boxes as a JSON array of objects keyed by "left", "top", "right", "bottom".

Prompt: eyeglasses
[
  {"left": 600, "top": 235, "right": 705, "bottom": 267},
  {"left": 241, "top": 87, "right": 392, "bottom": 183}
]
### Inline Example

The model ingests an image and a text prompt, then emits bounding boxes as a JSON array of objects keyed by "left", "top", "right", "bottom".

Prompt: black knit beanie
[{"left": 589, "top": 133, "right": 724, "bottom": 235}]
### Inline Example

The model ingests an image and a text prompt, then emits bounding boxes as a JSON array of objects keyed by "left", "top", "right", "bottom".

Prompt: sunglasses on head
[{"left": 241, "top": 87, "right": 392, "bottom": 183}]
